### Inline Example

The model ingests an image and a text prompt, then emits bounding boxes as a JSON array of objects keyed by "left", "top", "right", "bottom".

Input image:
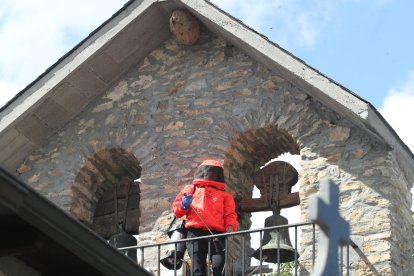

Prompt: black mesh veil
[{"left": 194, "top": 165, "right": 225, "bottom": 183}]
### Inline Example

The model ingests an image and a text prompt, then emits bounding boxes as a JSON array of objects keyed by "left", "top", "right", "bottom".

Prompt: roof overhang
[
  {"left": 0, "top": 166, "right": 150, "bottom": 275},
  {"left": 0, "top": 0, "right": 413, "bottom": 174}
]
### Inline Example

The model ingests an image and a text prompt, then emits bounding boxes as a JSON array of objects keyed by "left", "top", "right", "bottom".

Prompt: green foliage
[{"left": 265, "top": 261, "right": 299, "bottom": 276}]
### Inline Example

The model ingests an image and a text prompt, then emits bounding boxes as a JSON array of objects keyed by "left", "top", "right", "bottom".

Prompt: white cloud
[
  {"left": 379, "top": 70, "right": 414, "bottom": 152},
  {"left": 211, "top": 0, "right": 336, "bottom": 49},
  {"left": 0, "top": 81, "right": 21, "bottom": 108},
  {"left": 0, "top": 0, "right": 127, "bottom": 106}
]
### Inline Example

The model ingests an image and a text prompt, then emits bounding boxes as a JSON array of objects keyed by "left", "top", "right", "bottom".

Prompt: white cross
[{"left": 308, "top": 178, "right": 351, "bottom": 276}]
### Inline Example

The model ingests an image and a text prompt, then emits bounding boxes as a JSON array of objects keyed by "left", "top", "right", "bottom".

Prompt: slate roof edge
[
  {"left": 0, "top": 166, "right": 151, "bottom": 275},
  {"left": 0, "top": 0, "right": 156, "bottom": 133},
  {"left": 0, "top": 0, "right": 138, "bottom": 113}
]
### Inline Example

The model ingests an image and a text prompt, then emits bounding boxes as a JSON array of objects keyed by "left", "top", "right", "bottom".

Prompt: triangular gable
[{"left": 0, "top": 0, "right": 413, "bottom": 170}]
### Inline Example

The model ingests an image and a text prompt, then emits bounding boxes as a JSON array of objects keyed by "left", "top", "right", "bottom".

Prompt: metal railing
[{"left": 118, "top": 222, "right": 358, "bottom": 276}]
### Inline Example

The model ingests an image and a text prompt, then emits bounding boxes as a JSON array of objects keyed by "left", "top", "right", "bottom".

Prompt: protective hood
[
  {"left": 194, "top": 160, "right": 224, "bottom": 180},
  {"left": 193, "top": 160, "right": 225, "bottom": 190}
]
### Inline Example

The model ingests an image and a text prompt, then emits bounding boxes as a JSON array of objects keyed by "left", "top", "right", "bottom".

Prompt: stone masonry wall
[{"left": 15, "top": 30, "right": 413, "bottom": 275}]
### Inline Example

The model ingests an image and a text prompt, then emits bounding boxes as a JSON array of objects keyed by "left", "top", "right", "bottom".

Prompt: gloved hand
[{"left": 181, "top": 193, "right": 193, "bottom": 210}]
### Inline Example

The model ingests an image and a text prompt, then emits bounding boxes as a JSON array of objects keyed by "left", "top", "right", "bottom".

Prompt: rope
[
  {"left": 114, "top": 182, "right": 118, "bottom": 230},
  {"left": 122, "top": 180, "right": 132, "bottom": 228},
  {"left": 190, "top": 205, "right": 214, "bottom": 236},
  {"left": 189, "top": 205, "right": 225, "bottom": 248}
]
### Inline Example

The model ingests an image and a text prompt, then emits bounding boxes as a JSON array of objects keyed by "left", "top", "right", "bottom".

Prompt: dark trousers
[{"left": 186, "top": 228, "right": 225, "bottom": 276}]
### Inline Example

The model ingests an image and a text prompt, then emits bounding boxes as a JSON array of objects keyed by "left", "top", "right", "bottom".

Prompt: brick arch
[
  {"left": 224, "top": 126, "right": 300, "bottom": 230},
  {"left": 70, "top": 148, "right": 141, "bottom": 238}
]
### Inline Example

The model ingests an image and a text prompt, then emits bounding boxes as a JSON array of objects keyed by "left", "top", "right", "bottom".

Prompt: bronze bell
[
  {"left": 252, "top": 212, "right": 299, "bottom": 263},
  {"left": 109, "top": 225, "right": 137, "bottom": 262}
]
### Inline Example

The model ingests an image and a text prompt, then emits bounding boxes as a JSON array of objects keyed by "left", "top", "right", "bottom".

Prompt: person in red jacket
[{"left": 171, "top": 159, "right": 238, "bottom": 276}]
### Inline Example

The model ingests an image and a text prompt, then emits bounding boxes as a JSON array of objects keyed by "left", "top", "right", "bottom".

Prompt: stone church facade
[{"left": 0, "top": 1, "right": 413, "bottom": 275}]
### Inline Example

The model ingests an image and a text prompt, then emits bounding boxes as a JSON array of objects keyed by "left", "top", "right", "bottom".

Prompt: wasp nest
[{"left": 169, "top": 9, "right": 200, "bottom": 45}]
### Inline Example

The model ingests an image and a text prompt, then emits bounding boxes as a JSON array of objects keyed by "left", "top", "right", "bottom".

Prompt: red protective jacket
[{"left": 171, "top": 179, "right": 238, "bottom": 232}]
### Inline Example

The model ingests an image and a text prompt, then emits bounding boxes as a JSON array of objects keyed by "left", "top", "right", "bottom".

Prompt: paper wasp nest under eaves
[{"left": 169, "top": 9, "right": 200, "bottom": 45}]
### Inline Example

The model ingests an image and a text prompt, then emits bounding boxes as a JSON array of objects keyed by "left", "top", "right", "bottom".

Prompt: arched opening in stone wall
[
  {"left": 71, "top": 148, "right": 142, "bottom": 239},
  {"left": 224, "top": 126, "right": 301, "bottom": 267},
  {"left": 249, "top": 153, "right": 301, "bottom": 268}
]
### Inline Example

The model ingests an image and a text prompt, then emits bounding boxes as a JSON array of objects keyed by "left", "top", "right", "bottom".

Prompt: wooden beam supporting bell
[
  {"left": 240, "top": 160, "right": 300, "bottom": 213},
  {"left": 240, "top": 192, "right": 300, "bottom": 212}
]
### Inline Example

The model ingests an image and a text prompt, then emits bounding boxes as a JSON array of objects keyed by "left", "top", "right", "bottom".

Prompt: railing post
[
  {"left": 190, "top": 239, "right": 194, "bottom": 276},
  {"left": 207, "top": 239, "right": 212, "bottom": 275},
  {"left": 346, "top": 244, "right": 350, "bottom": 276},
  {"left": 140, "top": 247, "right": 144, "bottom": 268},
  {"left": 173, "top": 242, "right": 177, "bottom": 276},
  {"left": 312, "top": 223, "right": 316, "bottom": 268},
  {"left": 157, "top": 244, "right": 160, "bottom": 276},
  {"left": 259, "top": 230, "right": 263, "bottom": 275},
  {"left": 241, "top": 234, "right": 245, "bottom": 276},
  {"left": 295, "top": 225, "right": 298, "bottom": 276},
  {"left": 340, "top": 245, "right": 343, "bottom": 276},
  {"left": 277, "top": 228, "right": 281, "bottom": 276},
  {"left": 224, "top": 236, "right": 228, "bottom": 276}
]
